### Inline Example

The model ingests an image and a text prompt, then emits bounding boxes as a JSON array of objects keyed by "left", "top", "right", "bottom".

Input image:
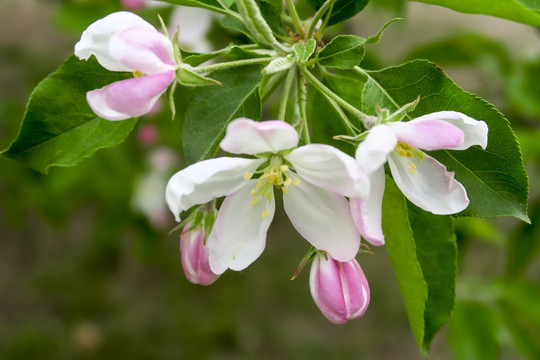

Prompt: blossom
[
  {"left": 310, "top": 252, "right": 370, "bottom": 324},
  {"left": 166, "top": 118, "right": 369, "bottom": 274},
  {"left": 352, "top": 111, "right": 488, "bottom": 245},
  {"left": 180, "top": 223, "right": 220, "bottom": 285},
  {"left": 75, "top": 12, "right": 177, "bottom": 120}
]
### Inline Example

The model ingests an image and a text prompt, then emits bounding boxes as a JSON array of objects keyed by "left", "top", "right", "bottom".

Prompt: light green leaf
[
  {"left": 158, "top": 0, "right": 234, "bottom": 13},
  {"left": 409, "top": 0, "right": 540, "bottom": 27},
  {"left": 177, "top": 66, "right": 222, "bottom": 86},
  {"left": 448, "top": 301, "right": 500, "bottom": 360},
  {"left": 315, "top": 35, "right": 366, "bottom": 69},
  {"left": 225, "top": 46, "right": 273, "bottom": 60},
  {"left": 306, "top": 0, "right": 370, "bottom": 26},
  {"left": 361, "top": 60, "right": 529, "bottom": 222},
  {"left": 181, "top": 65, "right": 263, "bottom": 163},
  {"left": 2, "top": 56, "right": 137, "bottom": 174},
  {"left": 294, "top": 39, "right": 317, "bottom": 63},
  {"left": 365, "top": 18, "right": 402, "bottom": 44}
]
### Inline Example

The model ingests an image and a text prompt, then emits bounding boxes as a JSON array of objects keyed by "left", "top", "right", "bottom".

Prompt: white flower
[
  {"left": 352, "top": 111, "right": 488, "bottom": 245},
  {"left": 166, "top": 118, "right": 370, "bottom": 274}
]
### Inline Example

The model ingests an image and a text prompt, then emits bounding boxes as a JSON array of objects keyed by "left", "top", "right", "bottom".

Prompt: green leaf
[
  {"left": 365, "top": 18, "right": 402, "bottom": 44},
  {"left": 294, "top": 39, "right": 317, "bottom": 63},
  {"left": 177, "top": 67, "right": 222, "bottom": 86},
  {"left": 158, "top": 0, "right": 233, "bottom": 14},
  {"left": 2, "top": 56, "right": 137, "bottom": 174},
  {"left": 225, "top": 46, "right": 273, "bottom": 60},
  {"left": 506, "top": 201, "right": 540, "bottom": 276},
  {"left": 383, "top": 175, "right": 457, "bottom": 356},
  {"left": 361, "top": 60, "right": 529, "bottom": 222},
  {"left": 409, "top": 0, "right": 540, "bottom": 27},
  {"left": 448, "top": 301, "right": 500, "bottom": 360},
  {"left": 315, "top": 35, "right": 366, "bottom": 69},
  {"left": 306, "top": 0, "right": 370, "bottom": 26},
  {"left": 181, "top": 65, "right": 263, "bottom": 163}
]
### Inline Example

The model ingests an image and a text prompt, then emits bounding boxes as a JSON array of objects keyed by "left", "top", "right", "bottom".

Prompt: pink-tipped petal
[
  {"left": 310, "top": 254, "right": 370, "bottom": 324},
  {"left": 283, "top": 175, "right": 360, "bottom": 262},
  {"left": 207, "top": 180, "right": 275, "bottom": 274},
  {"left": 350, "top": 167, "right": 385, "bottom": 246},
  {"left": 424, "top": 111, "right": 488, "bottom": 150},
  {"left": 74, "top": 11, "right": 155, "bottom": 71},
  {"left": 121, "top": 0, "right": 146, "bottom": 10},
  {"left": 166, "top": 157, "right": 264, "bottom": 222},
  {"left": 388, "top": 152, "right": 469, "bottom": 214},
  {"left": 86, "top": 70, "right": 175, "bottom": 120},
  {"left": 220, "top": 118, "right": 299, "bottom": 155},
  {"left": 109, "top": 26, "right": 176, "bottom": 74},
  {"left": 286, "top": 144, "right": 370, "bottom": 198},
  {"left": 355, "top": 124, "right": 397, "bottom": 174},
  {"left": 180, "top": 224, "right": 220, "bottom": 286},
  {"left": 389, "top": 118, "right": 464, "bottom": 151}
]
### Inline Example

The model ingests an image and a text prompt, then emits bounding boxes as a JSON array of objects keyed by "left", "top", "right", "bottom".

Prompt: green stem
[
  {"left": 353, "top": 66, "right": 402, "bottom": 111},
  {"left": 297, "top": 71, "right": 310, "bottom": 144},
  {"left": 278, "top": 66, "right": 297, "bottom": 121},
  {"left": 305, "top": 0, "right": 337, "bottom": 40},
  {"left": 314, "top": 3, "right": 333, "bottom": 42},
  {"left": 193, "top": 57, "right": 276, "bottom": 73},
  {"left": 300, "top": 66, "right": 368, "bottom": 121},
  {"left": 285, "top": 0, "right": 306, "bottom": 37},
  {"left": 320, "top": 91, "right": 357, "bottom": 136}
]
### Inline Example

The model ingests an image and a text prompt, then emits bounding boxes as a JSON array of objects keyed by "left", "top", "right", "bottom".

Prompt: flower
[
  {"left": 166, "top": 118, "right": 369, "bottom": 274},
  {"left": 351, "top": 111, "right": 488, "bottom": 245},
  {"left": 74, "top": 12, "right": 177, "bottom": 120},
  {"left": 310, "top": 252, "right": 370, "bottom": 324},
  {"left": 180, "top": 222, "right": 220, "bottom": 285}
]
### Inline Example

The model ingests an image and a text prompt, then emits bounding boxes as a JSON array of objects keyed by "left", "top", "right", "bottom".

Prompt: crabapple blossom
[
  {"left": 180, "top": 222, "right": 220, "bottom": 286},
  {"left": 351, "top": 111, "right": 488, "bottom": 245},
  {"left": 75, "top": 12, "right": 177, "bottom": 120},
  {"left": 310, "top": 252, "right": 370, "bottom": 324},
  {"left": 166, "top": 118, "right": 370, "bottom": 274}
]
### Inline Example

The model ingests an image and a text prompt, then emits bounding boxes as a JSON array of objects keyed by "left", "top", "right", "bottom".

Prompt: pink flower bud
[
  {"left": 180, "top": 224, "right": 220, "bottom": 286},
  {"left": 309, "top": 253, "right": 370, "bottom": 324},
  {"left": 121, "top": 0, "right": 146, "bottom": 10}
]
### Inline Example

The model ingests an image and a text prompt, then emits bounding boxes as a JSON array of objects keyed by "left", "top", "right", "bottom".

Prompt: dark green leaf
[
  {"left": 315, "top": 35, "right": 366, "bottom": 69},
  {"left": 181, "top": 65, "right": 263, "bottom": 163},
  {"left": 220, "top": 15, "right": 258, "bottom": 43},
  {"left": 362, "top": 60, "right": 529, "bottom": 222},
  {"left": 158, "top": 0, "right": 233, "bottom": 13},
  {"left": 225, "top": 45, "right": 273, "bottom": 60},
  {"left": 409, "top": 0, "right": 540, "bottom": 27},
  {"left": 2, "top": 56, "right": 137, "bottom": 174},
  {"left": 306, "top": 0, "right": 369, "bottom": 26},
  {"left": 258, "top": 0, "right": 286, "bottom": 36},
  {"left": 448, "top": 301, "right": 500, "bottom": 360}
]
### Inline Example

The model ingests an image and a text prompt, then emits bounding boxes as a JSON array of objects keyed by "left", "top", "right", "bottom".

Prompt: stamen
[
  {"left": 251, "top": 198, "right": 260, "bottom": 206},
  {"left": 292, "top": 179, "right": 300, "bottom": 186},
  {"left": 280, "top": 165, "right": 289, "bottom": 172},
  {"left": 244, "top": 172, "right": 253, "bottom": 180},
  {"left": 408, "top": 161, "right": 416, "bottom": 174},
  {"left": 133, "top": 70, "right": 144, "bottom": 77},
  {"left": 262, "top": 211, "right": 270, "bottom": 218},
  {"left": 284, "top": 178, "right": 292, "bottom": 187},
  {"left": 256, "top": 180, "right": 263, "bottom": 189}
]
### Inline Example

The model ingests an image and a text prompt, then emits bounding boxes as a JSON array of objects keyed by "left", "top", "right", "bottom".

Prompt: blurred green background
[{"left": 1, "top": 0, "right": 539, "bottom": 359}]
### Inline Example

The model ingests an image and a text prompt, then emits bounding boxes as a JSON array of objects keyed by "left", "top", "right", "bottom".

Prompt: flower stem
[
  {"left": 193, "top": 57, "right": 276, "bottom": 73},
  {"left": 320, "top": 90, "right": 357, "bottom": 136},
  {"left": 305, "top": 0, "right": 337, "bottom": 40},
  {"left": 278, "top": 66, "right": 297, "bottom": 121},
  {"left": 297, "top": 72, "right": 311, "bottom": 144},
  {"left": 285, "top": 0, "right": 306, "bottom": 38},
  {"left": 299, "top": 66, "right": 368, "bottom": 122}
]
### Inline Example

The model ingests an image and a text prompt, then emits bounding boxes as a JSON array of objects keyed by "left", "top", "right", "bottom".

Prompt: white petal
[
  {"left": 165, "top": 157, "right": 264, "bottom": 221},
  {"left": 388, "top": 152, "right": 469, "bottom": 214},
  {"left": 355, "top": 124, "right": 397, "bottom": 174},
  {"left": 423, "top": 111, "right": 488, "bottom": 150},
  {"left": 388, "top": 118, "right": 464, "bottom": 150},
  {"left": 350, "top": 167, "right": 385, "bottom": 246},
  {"left": 220, "top": 118, "right": 299, "bottom": 155},
  {"left": 283, "top": 175, "right": 360, "bottom": 262},
  {"left": 207, "top": 180, "right": 275, "bottom": 274},
  {"left": 74, "top": 11, "right": 155, "bottom": 71},
  {"left": 170, "top": 6, "right": 213, "bottom": 53}
]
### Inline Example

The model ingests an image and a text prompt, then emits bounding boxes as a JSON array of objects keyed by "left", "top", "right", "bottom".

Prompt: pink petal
[
  {"left": 180, "top": 224, "right": 220, "bottom": 286},
  {"left": 87, "top": 70, "right": 175, "bottom": 120},
  {"left": 109, "top": 26, "right": 176, "bottom": 74},
  {"left": 74, "top": 11, "right": 155, "bottom": 71},
  {"left": 389, "top": 118, "right": 464, "bottom": 150},
  {"left": 424, "top": 111, "right": 488, "bottom": 150},
  {"left": 286, "top": 144, "right": 370, "bottom": 198},
  {"left": 220, "top": 118, "right": 299, "bottom": 155},
  {"left": 350, "top": 167, "right": 385, "bottom": 246}
]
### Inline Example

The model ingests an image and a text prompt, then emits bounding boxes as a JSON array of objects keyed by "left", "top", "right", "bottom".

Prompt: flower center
[
  {"left": 244, "top": 156, "right": 299, "bottom": 218},
  {"left": 133, "top": 70, "right": 144, "bottom": 77},
  {"left": 395, "top": 141, "right": 425, "bottom": 174}
]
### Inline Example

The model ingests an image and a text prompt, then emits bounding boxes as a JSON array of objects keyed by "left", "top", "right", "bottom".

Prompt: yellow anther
[
  {"left": 281, "top": 187, "right": 289, "bottom": 195},
  {"left": 133, "top": 70, "right": 144, "bottom": 77},
  {"left": 280, "top": 165, "right": 289, "bottom": 172},
  {"left": 262, "top": 211, "right": 270, "bottom": 218},
  {"left": 408, "top": 161, "right": 416, "bottom": 174},
  {"left": 251, "top": 189, "right": 256, "bottom": 196},
  {"left": 284, "top": 178, "right": 292, "bottom": 187},
  {"left": 405, "top": 151, "right": 413, "bottom": 158},
  {"left": 251, "top": 198, "right": 260, "bottom": 206},
  {"left": 244, "top": 172, "right": 252, "bottom": 180},
  {"left": 292, "top": 179, "right": 300, "bottom": 186},
  {"left": 256, "top": 180, "right": 263, "bottom": 189}
]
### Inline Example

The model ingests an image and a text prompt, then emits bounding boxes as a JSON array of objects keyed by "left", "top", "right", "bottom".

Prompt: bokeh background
[{"left": 1, "top": 0, "right": 539, "bottom": 359}]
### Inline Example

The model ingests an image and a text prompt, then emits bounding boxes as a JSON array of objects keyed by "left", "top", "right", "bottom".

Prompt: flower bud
[
  {"left": 309, "top": 253, "right": 370, "bottom": 324},
  {"left": 180, "top": 223, "right": 220, "bottom": 286}
]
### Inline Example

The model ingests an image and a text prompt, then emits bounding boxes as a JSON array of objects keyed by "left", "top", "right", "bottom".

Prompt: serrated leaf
[
  {"left": 361, "top": 60, "right": 529, "bottom": 222},
  {"left": 2, "top": 56, "right": 137, "bottom": 174},
  {"left": 410, "top": 0, "right": 540, "bottom": 27},
  {"left": 306, "top": 0, "right": 370, "bottom": 26},
  {"left": 315, "top": 35, "right": 366, "bottom": 69},
  {"left": 181, "top": 65, "right": 263, "bottom": 163},
  {"left": 294, "top": 39, "right": 317, "bottom": 63},
  {"left": 262, "top": 56, "right": 293, "bottom": 75}
]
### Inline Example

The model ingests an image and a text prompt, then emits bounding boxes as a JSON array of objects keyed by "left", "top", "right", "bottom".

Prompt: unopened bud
[{"left": 180, "top": 223, "right": 220, "bottom": 286}]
